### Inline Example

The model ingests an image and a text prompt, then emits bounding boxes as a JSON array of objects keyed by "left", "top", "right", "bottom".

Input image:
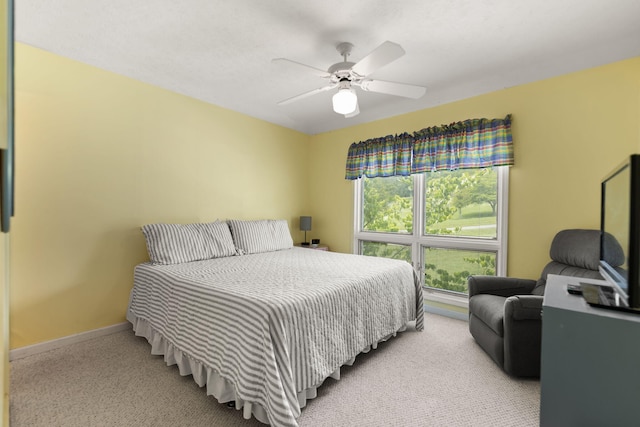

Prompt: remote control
[{"left": 567, "top": 283, "right": 583, "bottom": 295}]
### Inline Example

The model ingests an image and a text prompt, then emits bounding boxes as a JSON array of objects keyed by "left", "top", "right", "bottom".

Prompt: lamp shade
[
  {"left": 332, "top": 88, "right": 357, "bottom": 115},
  {"left": 300, "top": 216, "right": 312, "bottom": 231}
]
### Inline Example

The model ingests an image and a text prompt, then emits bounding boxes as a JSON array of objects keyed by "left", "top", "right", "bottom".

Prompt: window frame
[{"left": 353, "top": 167, "right": 509, "bottom": 307}]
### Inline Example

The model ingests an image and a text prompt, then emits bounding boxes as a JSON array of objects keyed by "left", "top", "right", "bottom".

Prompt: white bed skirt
[{"left": 127, "top": 309, "right": 407, "bottom": 425}]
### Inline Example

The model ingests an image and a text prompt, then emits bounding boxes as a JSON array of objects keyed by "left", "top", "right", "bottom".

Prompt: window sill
[
  {"left": 423, "top": 290, "right": 469, "bottom": 321},
  {"left": 423, "top": 288, "right": 468, "bottom": 309}
]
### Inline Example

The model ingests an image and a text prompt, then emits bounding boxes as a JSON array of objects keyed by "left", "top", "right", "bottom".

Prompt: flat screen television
[{"left": 598, "top": 154, "right": 640, "bottom": 311}]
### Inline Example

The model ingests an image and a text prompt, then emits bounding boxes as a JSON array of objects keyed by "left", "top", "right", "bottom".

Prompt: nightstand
[{"left": 297, "top": 244, "right": 329, "bottom": 251}]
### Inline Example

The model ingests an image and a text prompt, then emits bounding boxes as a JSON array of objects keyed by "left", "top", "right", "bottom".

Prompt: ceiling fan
[{"left": 273, "top": 41, "right": 427, "bottom": 117}]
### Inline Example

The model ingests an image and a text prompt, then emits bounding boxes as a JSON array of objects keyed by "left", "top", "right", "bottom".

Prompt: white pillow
[
  {"left": 141, "top": 221, "right": 236, "bottom": 265},
  {"left": 228, "top": 219, "right": 293, "bottom": 255}
]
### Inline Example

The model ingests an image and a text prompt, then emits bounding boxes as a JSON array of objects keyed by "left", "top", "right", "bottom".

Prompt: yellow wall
[
  {"left": 11, "top": 44, "right": 311, "bottom": 348},
  {"left": 10, "top": 42, "right": 640, "bottom": 349},
  {"left": 309, "top": 57, "right": 640, "bottom": 280}
]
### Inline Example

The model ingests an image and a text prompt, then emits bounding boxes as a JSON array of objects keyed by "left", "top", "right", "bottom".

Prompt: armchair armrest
[
  {"left": 503, "top": 295, "right": 544, "bottom": 377},
  {"left": 504, "top": 295, "right": 544, "bottom": 321},
  {"left": 467, "top": 275, "right": 537, "bottom": 298}
]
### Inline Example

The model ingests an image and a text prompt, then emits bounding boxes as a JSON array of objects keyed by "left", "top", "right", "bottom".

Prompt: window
[
  {"left": 361, "top": 241, "right": 412, "bottom": 263},
  {"left": 362, "top": 176, "right": 413, "bottom": 234},
  {"left": 354, "top": 167, "right": 508, "bottom": 302}
]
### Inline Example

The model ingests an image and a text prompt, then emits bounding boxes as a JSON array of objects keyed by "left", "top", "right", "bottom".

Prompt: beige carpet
[{"left": 10, "top": 314, "right": 539, "bottom": 426}]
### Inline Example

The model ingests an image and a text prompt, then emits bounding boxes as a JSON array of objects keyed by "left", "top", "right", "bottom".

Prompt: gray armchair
[{"left": 468, "top": 229, "right": 623, "bottom": 377}]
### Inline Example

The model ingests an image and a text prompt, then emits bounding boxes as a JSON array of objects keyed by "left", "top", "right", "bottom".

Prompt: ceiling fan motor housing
[{"left": 328, "top": 62, "right": 356, "bottom": 79}]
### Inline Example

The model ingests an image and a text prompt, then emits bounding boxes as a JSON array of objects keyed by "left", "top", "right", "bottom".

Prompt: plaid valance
[
  {"left": 412, "top": 115, "right": 513, "bottom": 173},
  {"left": 345, "top": 115, "right": 514, "bottom": 180},
  {"left": 345, "top": 133, "right": 413, "bottom": 180}
]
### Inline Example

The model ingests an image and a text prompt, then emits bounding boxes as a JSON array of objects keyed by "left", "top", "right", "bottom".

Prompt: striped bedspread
[{"left": 127, "top": 247, "right": 424, "bottom": 426}]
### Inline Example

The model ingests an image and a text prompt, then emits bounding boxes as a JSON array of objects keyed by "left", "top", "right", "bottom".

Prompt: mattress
[{"left": 127, "top": 247, "right": 424, "bottom": 426}]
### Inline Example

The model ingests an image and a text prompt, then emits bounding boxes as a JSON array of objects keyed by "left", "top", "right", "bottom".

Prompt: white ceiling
[{"left": 15, "top": 0, "right": 640, "bottom": 135}]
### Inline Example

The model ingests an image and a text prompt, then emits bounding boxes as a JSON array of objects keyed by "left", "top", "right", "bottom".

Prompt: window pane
[
  {"left": 362, "top": 176, "right": 413, "bottom": 234},
  {"left": 424, "top": 169, "right": 497, "bottom": 238},
  {"left": 361, "top": 241, "right": 412, "bottom": 263},
  {"left": 424, "top": 247, "right": 496, "bottom": 294}
]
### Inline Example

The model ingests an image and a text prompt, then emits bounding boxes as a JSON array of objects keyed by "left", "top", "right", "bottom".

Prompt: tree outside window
[{"left": 357, "top": 168, "right": 505, "bottom": 295}]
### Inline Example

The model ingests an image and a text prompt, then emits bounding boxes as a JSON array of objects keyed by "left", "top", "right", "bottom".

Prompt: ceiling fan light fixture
[{"left": 332, "top": 87, "right": 357, "bottom": 115}]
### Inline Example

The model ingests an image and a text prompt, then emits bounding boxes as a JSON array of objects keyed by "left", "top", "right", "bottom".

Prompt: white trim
[
  {"left": 496, "top": 166, "right": 509, "bottom": 276},
  {"left": 9, "top": 322, "right": 130, "bottom": 361},
  {"left": 352, "top": 178, "right": 362, "bottom": 253}
]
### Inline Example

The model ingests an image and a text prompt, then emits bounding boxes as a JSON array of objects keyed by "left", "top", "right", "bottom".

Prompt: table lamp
[{"left": 300, "top": 216, "right": 312, "bottom": 246}]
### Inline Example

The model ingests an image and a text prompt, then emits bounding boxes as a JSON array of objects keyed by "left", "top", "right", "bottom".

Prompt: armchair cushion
[
  {"left": 550, "top": 229, "right": 602, "bottom": 270},
  {"left": 549, "top": 229, "right": 624, "bottom": 270},
  {"left": 530, "top": 278, "right": 546, "bottom": 296}
]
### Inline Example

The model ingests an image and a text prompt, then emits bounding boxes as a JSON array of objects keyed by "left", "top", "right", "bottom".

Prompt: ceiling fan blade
[
  {"left": 351, "top": 41, "right": 405, "bottom": 76},
  {"left": 345, "top": 102, "right": 360, "bottom": 118},
  {"left": 272, "top": 58, "right": 331, "bottom": 78},
  {"left": 359, "top": 79, "right": 426, "bottom": 99},
  {"left": 277, "top": 84, "right": 337, "bottom": 106}
]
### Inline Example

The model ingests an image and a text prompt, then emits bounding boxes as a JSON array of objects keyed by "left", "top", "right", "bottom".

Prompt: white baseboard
[{"left": 9, "top": 322, "right": 131, "bottom": 361}]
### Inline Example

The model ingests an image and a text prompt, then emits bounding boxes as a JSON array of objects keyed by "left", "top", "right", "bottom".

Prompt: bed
[{"left": 126, "top": 220, "right": 424, "bottom": 427}]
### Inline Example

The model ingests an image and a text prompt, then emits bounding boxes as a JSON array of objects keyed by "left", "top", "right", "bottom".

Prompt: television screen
[{"left": 599, "top": 154, "right": 640, "bottom": 310}]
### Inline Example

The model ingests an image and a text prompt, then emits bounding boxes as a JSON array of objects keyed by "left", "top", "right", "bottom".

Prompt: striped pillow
[
  {"left": 228, "top": 219, "right": 293, "bottom": 255},
  {"left": 142, "top": 221, "right": 237, "bottom": 265}
]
